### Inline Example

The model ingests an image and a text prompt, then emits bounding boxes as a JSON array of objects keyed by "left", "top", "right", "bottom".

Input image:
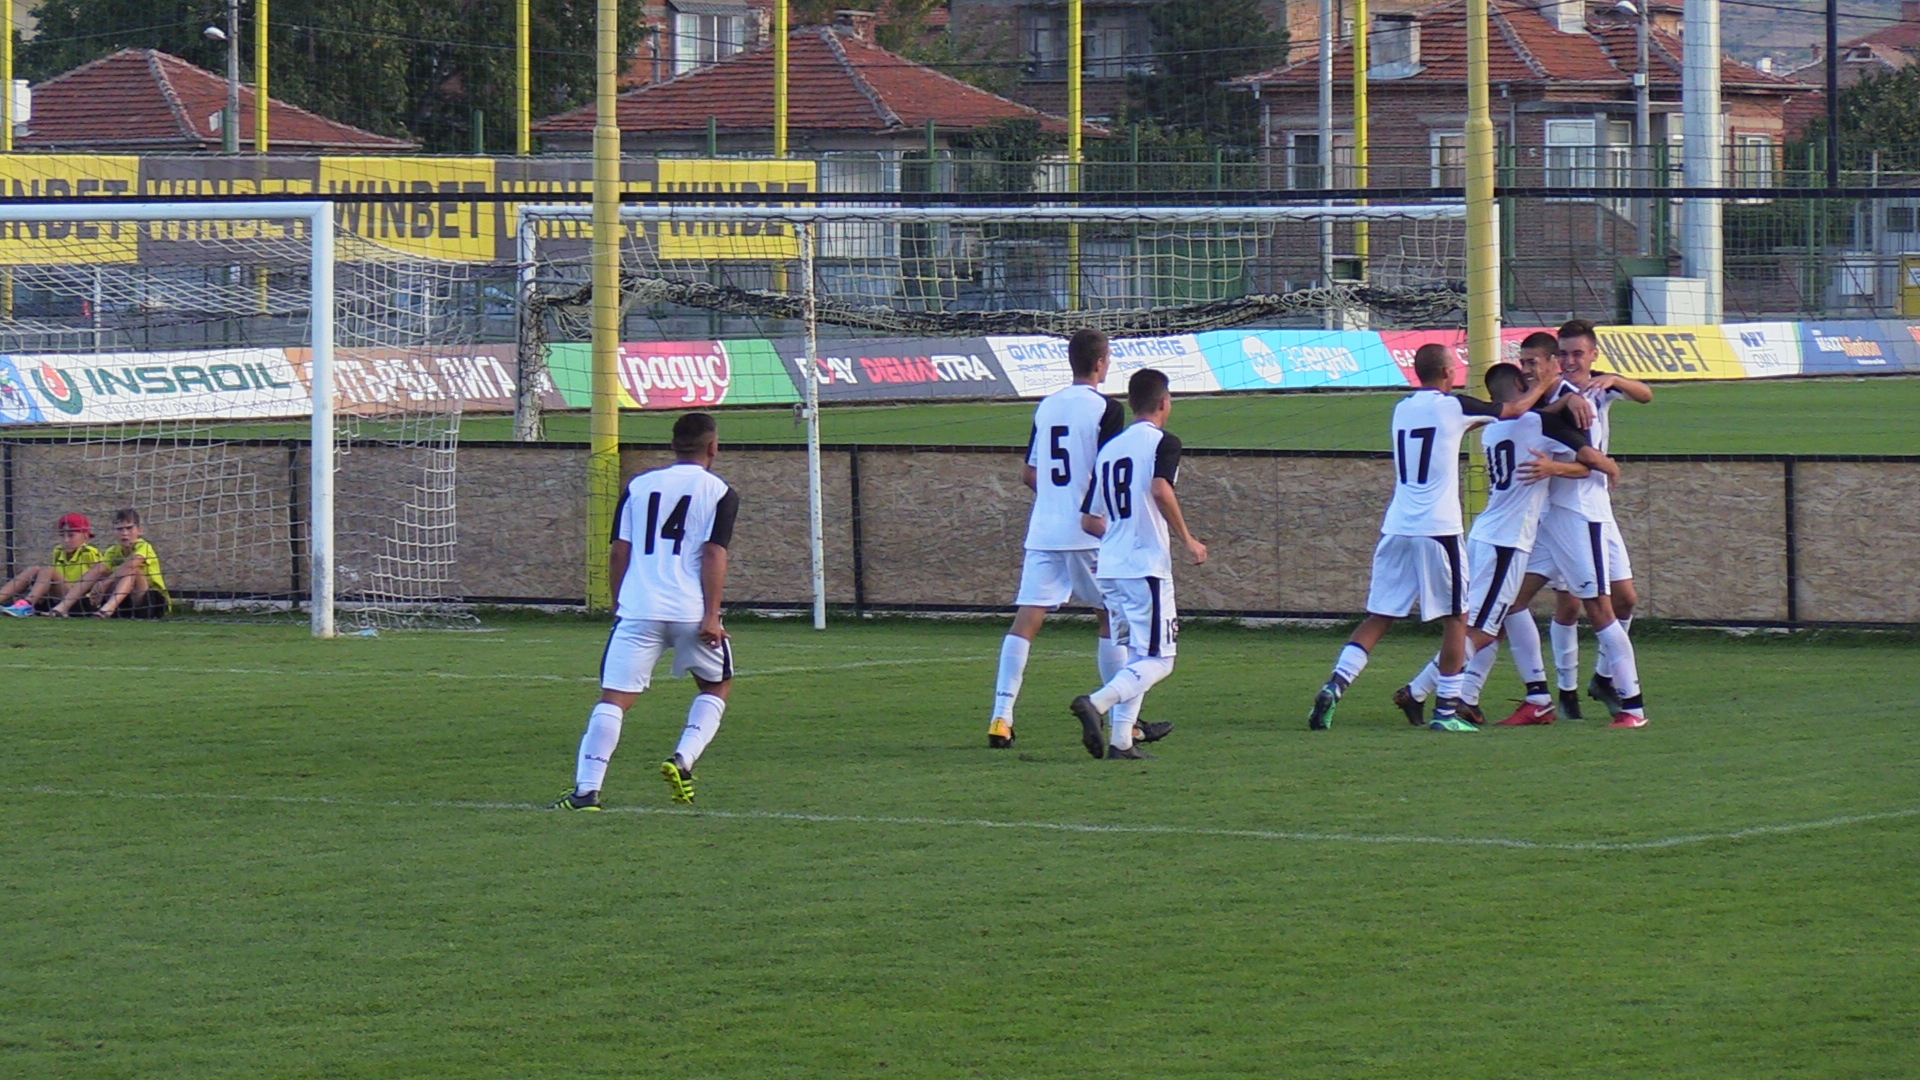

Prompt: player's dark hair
[
  {"left": 671, "top": 411, "right": 718, "bottom": 455},
  {"left": 1518, "top": 331, "right": 1558, "bottom": 353},
  {"left": 113, "top": 508, "right": 140, "bottom": 527},
  {"left": 1128, "top": 367, "right": 1170, "bottom": 414},
  {"left": 1485, "top": 362, "right": 1524, "bottom": 402},
  {"left": 1067, "top": 329, "right": 1109, "bottom": 378},
  {"left": 1557, "top": 318, "right": 1598, "bottom": 346},
  {"left": 1412, "top": 343, "right": 1454, "bottom": 385}
]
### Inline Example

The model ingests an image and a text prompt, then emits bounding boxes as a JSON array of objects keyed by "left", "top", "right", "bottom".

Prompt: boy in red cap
[
  {"left": 55, "top": 508, "right": 169, "bottom": 619},
  {"left": 1, "top": 513, "right": 103, "bottom": 616}
]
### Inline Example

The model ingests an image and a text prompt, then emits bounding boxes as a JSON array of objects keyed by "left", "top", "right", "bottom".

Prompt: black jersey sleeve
[
  {"left": 1454, "top": 394, "right": 1503, "bottom": 417},
  {"left": 706, "top": 488, "right": 740, "bottom": 549},
  {"left": 1538, "top": 408, "right": 1591, "bottom": 452},
  {"left": 610, "top": 488, "right": 631, "bottom": 545},
  {"left": 1153, "top": 432, "right": 1183, "bottom": 485},
  {"left": 1098, "top": 398, "right": 1126, "bottom": 447}
]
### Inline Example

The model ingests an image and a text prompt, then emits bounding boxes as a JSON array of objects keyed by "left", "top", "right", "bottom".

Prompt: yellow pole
[
  {"left": 588, "top": 0, "right": 622, "bottom": 610},
  {"left": 3, "top": 0, "right": 14, "bottom": 153},
  {"left": 1351, "top": 0, "right": 1368, "bottom": 276},
  {"left": 254, "top": 0, "right": 268, "bottom": 151},
  {"left": 1465, "top": 0, "right": 1497, "bottom": 383},
  {"left": 774, "top": 0, "right": 789, "bottom": 157},
  {"left": 1066, "top": 0, "right": 1082, "bottom": 310},
  {"left": 516, "top": 0, "right": 531, "bottom": 155}
]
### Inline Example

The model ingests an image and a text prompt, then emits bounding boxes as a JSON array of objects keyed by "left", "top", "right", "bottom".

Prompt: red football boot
[{"left": 1496, "top": 701, "right": 1556, "bottom": 726}]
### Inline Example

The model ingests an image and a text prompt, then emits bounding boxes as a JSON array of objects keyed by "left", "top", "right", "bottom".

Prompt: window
[
  {"left": 673, "top": 8, "right": 745, "bottom": 75},
  {"left": 1023, "top": 6, "right": 1151, "bottom": 78},
  {"left": 1733, "top": 134, "right": 1776, "bottom": 189},
  {"left": 1889, "top": 205, "right": 1917, "bottom": 233},
  {"left": 1544, "top": 119, "right": 1599, "bottom": 188},
  {"left": 1289, "top": 132, "right": 1356, "bottom": 190},
  {"left": 1430, "top": 131, "right": 1464, "bottom": 189}
]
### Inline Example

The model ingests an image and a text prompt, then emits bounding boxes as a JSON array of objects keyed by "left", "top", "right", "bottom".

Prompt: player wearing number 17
[
  {"left": 552, "top": 412, "right": 740, "bottom": 810},
  {"left": 1307, "top": 344, "right": 1560, "bottom": 732},
  {"left": 1069, "top": 368, "right": 1207, "bottom": 760}
]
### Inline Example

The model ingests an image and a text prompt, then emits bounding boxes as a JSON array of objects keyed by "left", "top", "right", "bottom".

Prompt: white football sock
[
  {"left": 992, "top": 634, "right": 1031, "bottom": 722},
  {"left": 574, "top": 701, "right": 624, "bottom": 794},
  {"left": 1550, "top": 620, "right": 1581, "bottom": 691},
  {"left": 1097, "top": 635, "right": 1126, "bottom": 683},
  {"left": 674, "top": 693, "right": 727, "bottom": 769},
  {"left": 1594, "top": 623, "right": 1641, "bottom": 706},
  {"left": 1603, "top": 613, "right": 1635, "bottom": 678},
  {"left": 1462, "top": 640, "right": 1501, "bottom": 706},
  {"left": 1108, "top": 694, "right": 1139, "bottom": 750},
  {"left": 1408, "top": 657, "right": 1441, "bottom": 701},
  {"left": 1089, "top": 653, "right": 1175, "bottom": 713},
  {"left": 1434, "top": 671, "right": 1465, "bottom": 714},
  {"left": 1506, "top": 611, "right": 1546, "bottom": 686},
  {"left": 1331, "top": 642, "right": 1369, "bottom": 686}
]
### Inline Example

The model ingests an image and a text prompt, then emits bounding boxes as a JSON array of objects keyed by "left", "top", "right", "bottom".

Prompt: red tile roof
[
  {"left": 22, "top": 49, "right": 415, "bottom": 152},
  {"left": 536, "top": 27, "right": 1094, "bottom": 138},
  {"left": 1846, "top": 5, "right": 1920, "bottom": 54},
  {"left": 1239, "top": 0, "right": 1809, "bottom": 91}
]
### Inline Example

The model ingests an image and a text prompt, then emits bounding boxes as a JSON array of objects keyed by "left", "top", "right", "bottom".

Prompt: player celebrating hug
[
  {"left": 553, "top": 412, "right": 739, "bottom": 810},
  {"left": 1307, "top": 343, "right": 1560, "bottom": 732},
  {"left": 1069, "top": 368, "right": 1207, "bottom": 760}
]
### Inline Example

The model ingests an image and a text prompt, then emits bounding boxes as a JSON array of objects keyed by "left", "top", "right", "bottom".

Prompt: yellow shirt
[
  {"left": 52, "top": 543, "right": 103, "bottom": 583},
  {"left": 103, "top": 538, "right": 167, "bottom": 597}
]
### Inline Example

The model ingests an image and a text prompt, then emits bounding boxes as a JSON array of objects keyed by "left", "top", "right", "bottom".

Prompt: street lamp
[
  {"left": 1614, "top": 0, "right": 1653, "bottom": 255},
  {"left": 204, "top": 0, "right": 239, "bottom": 153}
]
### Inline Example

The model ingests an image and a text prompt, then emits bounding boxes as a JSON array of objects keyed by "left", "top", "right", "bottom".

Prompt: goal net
[{"left": 0, "top": 203, "right": 485, "bottom": 633}]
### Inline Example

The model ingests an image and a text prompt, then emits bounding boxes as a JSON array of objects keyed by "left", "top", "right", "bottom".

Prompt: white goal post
[{"left": 519, "top": 201, "right": 1469, "bottom": 627}]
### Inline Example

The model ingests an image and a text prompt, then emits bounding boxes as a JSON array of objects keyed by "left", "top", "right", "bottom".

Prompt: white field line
[
  {"left": 11, "top": 786, "right": 1918, "bottom": 853},
  {"left": 0, "top": 652, "right": 1042, "bottom": 685}
]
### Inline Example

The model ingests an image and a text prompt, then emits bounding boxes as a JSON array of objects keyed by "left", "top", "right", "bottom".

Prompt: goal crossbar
[{"left": 0, "top": 201, "right": 339, "bottom": 638}]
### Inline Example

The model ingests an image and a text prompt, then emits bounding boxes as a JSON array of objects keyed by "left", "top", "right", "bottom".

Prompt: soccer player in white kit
[
  {"left": 1069, "top": 368, "right": 1207, "bottom": 760},
  {"left": 1503, "top": 319, "right": 1653, "bottom": 727},
  {"left": 552, "top": 412, "right": 740, "bottom": 810},
  {"left": 988, "top": 329, "right": 1141, "bottom": 749},
  {"left": 1307, "top": 343, "right": 1559, "bottom": 732},
  {"left": 1391, "top": 361, "right": 1618, "bottom": 725}
]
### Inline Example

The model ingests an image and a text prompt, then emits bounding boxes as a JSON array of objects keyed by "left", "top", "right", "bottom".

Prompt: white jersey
[
  {"left": 1085, "top": 420, "right": 1183, "bottom": 580},
  {"left": 1024, "top": 384, "right": 1126, "bottom": 550},
  {"left": 1380, "top": 389, "right": 1502, "bottom": 537},
  {"left": 612, "top": 462, "right": 740, "bottom": 623},
  {"left": 1469, "top": 409, "right": 1590, "bottom": 551},
  {"left": 1547, "top": 379, "right": 1627, "bottom": 523}
]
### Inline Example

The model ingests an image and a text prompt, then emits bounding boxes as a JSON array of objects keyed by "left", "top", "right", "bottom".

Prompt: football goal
[{"left": 0, "top": 201, "right": 486, "bottom": 636}]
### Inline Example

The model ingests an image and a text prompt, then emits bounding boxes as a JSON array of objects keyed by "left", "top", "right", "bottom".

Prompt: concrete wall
[{"left": 6, "top": 441, "right": 1915, "bottom": 623}]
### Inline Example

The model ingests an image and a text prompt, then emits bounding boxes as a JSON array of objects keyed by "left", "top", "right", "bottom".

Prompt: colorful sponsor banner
[
  {"left": 779, "top": 337, "right": 1012, "bottom": 402},
  {"left": 1585, "top": 326, "right": 1744, "bottom": 381},
  {"left": 0, "top": 349, "right": 308, "bottom": 425},
  {"left": 1725, "top": 323, "right": 1802, "bottom": 379},
  {"left": 545, "top": 340, "right": 800, "bottom": 410},
  {"left": 1199, "top": 329, "right": 1406, "bottom": 390},
  {"left": 286, "top": 345, "right": 565, "bottom": 416},
  {"left": 990, "top": 334, "right": 1220, "bottom": 398},
  {"left": 0, "top": 155, "right": 815, "bottom": 264},
  {"left": 1800, "top": 321, "right": 1920, "bottom": 374},
  {"left": 1379, "top": 330, "right": 1473, "bottom": 386}
]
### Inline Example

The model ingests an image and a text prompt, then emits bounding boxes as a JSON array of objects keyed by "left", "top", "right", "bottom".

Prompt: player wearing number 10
[
  {"left": 1307, "top": 344, "right": 1559, "bottom": 732},
  {"left": 552, "top": 413, "right": 740, "bottom": 811}
]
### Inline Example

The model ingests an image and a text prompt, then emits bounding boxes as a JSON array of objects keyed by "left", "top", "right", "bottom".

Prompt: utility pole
[{"left": 1681, "top": 0, "right": 1723, "bottom": 321}]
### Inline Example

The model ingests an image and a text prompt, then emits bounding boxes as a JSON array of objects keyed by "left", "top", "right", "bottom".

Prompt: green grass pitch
[
  {"left": 4, "top": 616, "right": 1915, "bottom": 1078},
  {"left": 469, "top": 374, "right": 1920, "bottom": 455}
]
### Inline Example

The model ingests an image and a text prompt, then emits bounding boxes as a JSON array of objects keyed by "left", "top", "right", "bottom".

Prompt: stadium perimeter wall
[{"left": 3, "top": 442, "right": 1915, "bottom": 626}]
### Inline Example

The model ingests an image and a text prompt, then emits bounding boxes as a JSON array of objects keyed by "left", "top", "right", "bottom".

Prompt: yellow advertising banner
[
  {"left": 1591, "top": 326, "right": 1745, "bottom": 381},
  {"left": 0, "top": 154, "right": 816, "bottom": 264}
]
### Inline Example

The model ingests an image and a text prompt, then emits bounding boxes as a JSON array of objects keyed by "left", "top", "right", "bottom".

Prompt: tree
[
  {"left": 21, "top": 0, "right": 645, "bottom": 152},
  {"left": 1798, "top": 64, "right": 1920, "bottom": 174},
  {"left": 1128, "top": 0, "right": 1286, "bottom": 147}
]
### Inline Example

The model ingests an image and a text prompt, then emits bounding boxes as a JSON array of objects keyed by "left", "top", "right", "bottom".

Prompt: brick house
[{"left": 1233, "top": 0, "right": 1816, "bottom": 321}]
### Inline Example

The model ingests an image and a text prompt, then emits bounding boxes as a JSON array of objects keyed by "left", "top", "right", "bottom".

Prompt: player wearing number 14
[{"left": 552, "top": 412, "right": 740, "bottom": 811}]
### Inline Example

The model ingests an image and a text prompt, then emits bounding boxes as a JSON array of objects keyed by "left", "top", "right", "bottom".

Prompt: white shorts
[
  {"left": 600, "top": 617, "right": 733, "bottom": 693},
  {"left": 1464, "top": 539, "right": 1527, "bottom": 633},
  {"left": 1365, "top": 533, "right": 1465, "bottom": 622},
  {"left": 1100, "top": 576, "right": 1178, "bottom": 658},
  {"left": 1527, "top": 513, "right": 1632, "bottom": 599},
  {"left": 1015, "top": 548, "right": 1104, "bottom": 609}
]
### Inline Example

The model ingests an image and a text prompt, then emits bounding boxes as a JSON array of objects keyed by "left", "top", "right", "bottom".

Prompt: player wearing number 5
[
  {"left": 1307, "top": 344, "right": 1559, "bottom": 732},
  {"left": 1069, "top": 368, "right": 1207, "bottom": 760},
  {"left": 553, "top": 412, "right": 740, "bottom": 810}
]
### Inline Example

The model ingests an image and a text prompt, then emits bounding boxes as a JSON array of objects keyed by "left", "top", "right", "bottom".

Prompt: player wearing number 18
[
  {"left": 1069, "top": 368, "right": 1207, "bottom": 760},
  {"left": 552, "top": 412, "right": 740, "bottom": 810},
  {"left": 1307, "top": 344, "right": 1560, "bottom": 732}
]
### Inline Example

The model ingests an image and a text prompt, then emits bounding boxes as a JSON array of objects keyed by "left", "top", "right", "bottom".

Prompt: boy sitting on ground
[
  {"left": 1, "top": 513, "right": 102, "bottom": 616},
  {"left": 54, "top": 508, "right": 169, "bottom": 619}
]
